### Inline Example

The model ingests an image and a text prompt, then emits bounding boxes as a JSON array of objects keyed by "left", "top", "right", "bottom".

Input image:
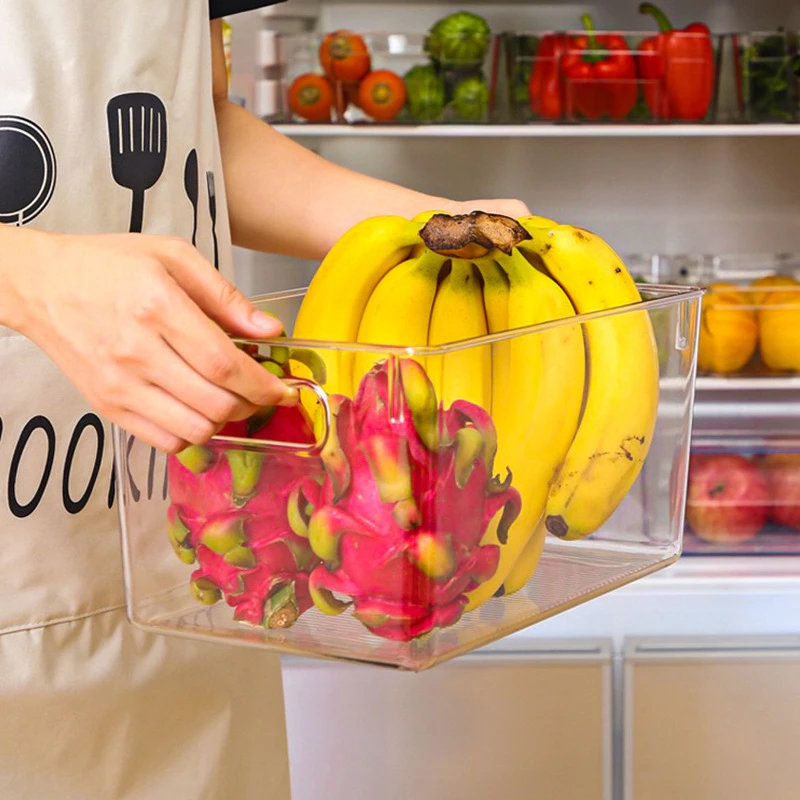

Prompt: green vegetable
[
  {"left": 424, "top": 11, "right": 492, "bottom": 66},
  {"left": 404, "top": 64, "right": 446, "bottom": 121},
  {"left": 740, "top": 31, "right": 795, "bottom": 122},
  {"left": 450, "top": 76, "right": 490, "bottom": 122}
]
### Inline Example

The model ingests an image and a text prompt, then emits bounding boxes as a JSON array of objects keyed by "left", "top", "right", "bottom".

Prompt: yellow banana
[
  {"left": 427, "top": 259, "right": 491, "bottom": 413},
  {"left": 519, "top": 223, "right": 660, "bottom": 541},
  {"left": 294, "top": 215, "right": 421, "bottom": 396},
  {"left": 466, "top": 248, "right": 585, "bottom": 609},
  {"left": 498, "top": 520, "right": 548, "bottom": 597},
  {"left": 352, "top": 249, "right": 447, "bottom": 394}
]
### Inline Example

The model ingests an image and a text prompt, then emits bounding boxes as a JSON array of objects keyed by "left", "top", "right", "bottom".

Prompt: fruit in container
[
  {"left": 167, "top": 357, "right": 326, "bottom": 629},
  {"left": 697, "top": 282, "right": 758, "bottom": 374},
  {"left": 685, "top": 454, "right": 770, "bottom": 543},
  {"left": 307, "top": 359, "right": 521, "bottom": 641},
  {"left": 294, "top": 209, "right": 660, "bottom": 603},
  {"left": 403, "top": 64, "right": 446, "bottom": 121},
  {"left": 528, "top": 33, "right": 569, "bottom": 120},
  {"left": 287, "top": 73, "right": 334, "bottom": 123},
  {"left": 760, "top": 453, "right": 800, "bottom": 530},
  {"left": 757, "top": 289, "right": 800, "bottom": 372},
  {"left": 450, "top": 75, "right": 490, "bottom": 121},
  {"left": 319, "top": 30, "right": 371, "bottom": 82},
  {"left": 749, "top": 273, "right": 800, "bottom": 305},
  {"left": 358, "top": 69, "right": 407, "bottom": 122},
  {"left": 424, "top": 11, "right": 492, "bottom": 66}
]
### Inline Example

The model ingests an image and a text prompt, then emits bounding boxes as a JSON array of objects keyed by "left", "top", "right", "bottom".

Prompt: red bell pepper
[
  {"left": 560, "top": 15, "right": 638, "bottom": 120},
  {"left": 528, "top": 33, "right": 570, "bottom": 119},
  {"left": 638, "top": 3, "right": 715, "bottom": 121}
]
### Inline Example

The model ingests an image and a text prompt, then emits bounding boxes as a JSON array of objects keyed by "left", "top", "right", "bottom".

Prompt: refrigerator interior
[{"left": 224, "top": 2, "right": 800, "bottom": 798}]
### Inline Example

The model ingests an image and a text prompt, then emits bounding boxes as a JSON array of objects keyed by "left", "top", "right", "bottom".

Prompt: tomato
[
  {"left": 319, "top": 31, "right": 371, "bottom": 82},
  {"left": 358, "top": 70, "right": 407, "bottom": 122},
  {"left": 287, "top": 74, "right": 333, "bottom": 123}
]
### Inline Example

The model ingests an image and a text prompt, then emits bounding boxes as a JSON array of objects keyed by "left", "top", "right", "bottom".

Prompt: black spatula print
[{"left": 106, "top": 93, "right": 167, "bottom": 233}]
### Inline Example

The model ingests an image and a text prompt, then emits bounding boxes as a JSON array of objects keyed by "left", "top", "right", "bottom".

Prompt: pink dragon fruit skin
[
  {"left": 167, "top": 396, "right": 325, "bottom": 630},
  {"left": 308, "top": 358, "right": 521, "bottom": 643}
]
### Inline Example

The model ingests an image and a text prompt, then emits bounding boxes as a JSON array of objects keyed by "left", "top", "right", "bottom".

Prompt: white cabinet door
[
  {"left": 625, "top": 637, "right": 800, "bottom": 800},
  {"left": 282, "top": 641, "right": 612, "bottom": 800}
]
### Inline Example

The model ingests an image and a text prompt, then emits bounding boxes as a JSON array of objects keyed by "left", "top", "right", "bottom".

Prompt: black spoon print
[
  {"left": 107, "top": 93, "right": 167, "bottom": 233},
  {"left": 0, "top": 116, "right": 56, "bottom": 226},
  {"left": 184, "top": 149, "right": 199, "bottom": 246},
  {"left": 206, "top": 170, "right": 219, "bottom": 270}
]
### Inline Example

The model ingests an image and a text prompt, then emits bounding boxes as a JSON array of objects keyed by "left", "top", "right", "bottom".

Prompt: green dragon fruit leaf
[
  {"left": 223, "top": 545, "right": 257, "bottom": 569},
  {"left": 408, "top": 532, "right": 457, "bottom": 581},
  {"left": 320, "top": 397, "right": 351, "bottom": 502},
  {"left": 360, "top": 435, "right": 413, "bottom": 505},
  {"left": 450, "top": 400, "right": 498, "bottom": 477},
  {"left": 392, "top": 497, "right": 421, "bottom": 530},
  {"left": 225, "top": 450, "right": 265, "bottom": 506},
  {"left": 167, "top": 510, "right": 191, "bottom": 548},
  {"left": 287, "top": 485, "right": 313, "bottom": 538},
  {"left": 398, "top": 358, "right": 439, "bottom": 451},
  {"left": 200, "top": 516, "right": 247, "bottom": 555},
  {"left": 261, "top": 359, "right": 286, "bottom": 378},
  {"left": 269, "top": 330, "right": 291, "bottom": 367},
  {"left": 309, "top": 573, "right": 351, "bottom": 617},
  {"left": 454, "top": 426, "right": 485, "bottom": 490},
  {"left": 308, "top": 506, "right": 346, "bottom": 567},
  {"left": 264, "top": 581, "right": 300, "bottom": 629},
  {"left": 190, "top": 576, "right": 222, "bottom": 605},
  {"left": 176, "top": 444, "right": 213, "bottom": 475}
]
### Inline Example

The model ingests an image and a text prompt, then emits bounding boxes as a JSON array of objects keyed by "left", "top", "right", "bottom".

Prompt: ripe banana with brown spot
[
  {"left": 294, "top": 215, "right": 421, "bottom": 396},
  {"left": 519, "top": 222, "right": 660, "bottom": 541},
  {"left": 351, "top": 249, "right": 447, "bottom": 394},
  {"left": 465, "top": 247, "right": 586, "bottom": 610},
  {"left": 427, "top": 258, "right": 492, "bottom": 413}
]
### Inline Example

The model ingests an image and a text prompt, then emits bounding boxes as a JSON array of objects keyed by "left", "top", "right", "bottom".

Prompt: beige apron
[{"left": 0, "top": 2, "right": 291, "bottom": 798}]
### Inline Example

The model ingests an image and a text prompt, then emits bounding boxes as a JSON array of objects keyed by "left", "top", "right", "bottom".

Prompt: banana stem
[{"left": 420, "top": 211, "right": 531, "bottom": 259}]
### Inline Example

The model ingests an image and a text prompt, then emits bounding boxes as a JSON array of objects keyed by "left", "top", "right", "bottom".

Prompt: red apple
[
  {"left": 760, "top": 454, "right": 800, "bottom": 530},
  {"left": 685, "top": 454, "right": 770, "bottom": 543}
]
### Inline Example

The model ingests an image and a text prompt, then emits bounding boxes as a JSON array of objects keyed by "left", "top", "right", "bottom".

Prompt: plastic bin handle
[{"left": 210, "top": 377, "right": 332, "bottom": 454}]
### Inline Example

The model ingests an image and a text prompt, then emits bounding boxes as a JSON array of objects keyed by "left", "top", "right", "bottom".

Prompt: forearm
[
  {"left": 215, "top": 100, "right": 446, "bottom": 261},
  {"left": 0, "top": 224, "right": 55, "bottom": 332}
]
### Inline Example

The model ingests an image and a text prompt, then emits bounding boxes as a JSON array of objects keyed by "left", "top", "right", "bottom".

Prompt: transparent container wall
[
  {"left": 277, "top": 32, "right": 501, "bottom": 125},
  {"left": 716, "top": 31, "right": 800, "bottom": 123},
  {"left": 503, "top": 31, "right": 719, "bottom": 124},
  {"left": 683, "top": 435, "right": 800, "bottom": 556},
  {"left": 627, "top": 253, "right": 800, "bottom": 378},
  {"left": 119, "top": 286, "right": 701, "bottom": 671}
]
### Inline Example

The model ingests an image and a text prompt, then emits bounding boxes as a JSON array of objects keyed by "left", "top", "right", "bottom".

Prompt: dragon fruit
[
  {"left": 307, "top": 358, "right": 521, "bottom": 642},
  {"left": 166, "top": 354, "right": 326, "bottom": 629}
]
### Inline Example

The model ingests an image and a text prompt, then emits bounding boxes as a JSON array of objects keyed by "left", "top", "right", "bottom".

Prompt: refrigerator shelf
[{"left": 273, "top": 122, "right": 800, "bottom": 138}]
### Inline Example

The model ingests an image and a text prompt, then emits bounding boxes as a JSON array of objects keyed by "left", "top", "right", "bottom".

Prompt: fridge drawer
[
  {"left": 283, "top": 640, "right": 612, "bottom": 800},
  {"left": 683, "top": 435, "right": 800, "bottom": 556},
  {"left": 625, "top": 637, "right": 800, "bottom": 800}
]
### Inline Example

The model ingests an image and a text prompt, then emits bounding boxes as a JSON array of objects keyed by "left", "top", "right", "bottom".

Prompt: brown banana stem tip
[{"left": 420, "top": 211, "right": 532, "bottom": 259}]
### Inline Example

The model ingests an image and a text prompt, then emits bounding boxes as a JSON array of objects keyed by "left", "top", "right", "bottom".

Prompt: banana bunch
[{"left": 293, "top": 211, "right": 660, "bottom": 608}]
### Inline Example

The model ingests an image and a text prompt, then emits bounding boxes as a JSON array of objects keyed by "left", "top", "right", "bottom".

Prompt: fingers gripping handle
[{"left": 211, "top": 378, "right": 332, "bottom": 454}]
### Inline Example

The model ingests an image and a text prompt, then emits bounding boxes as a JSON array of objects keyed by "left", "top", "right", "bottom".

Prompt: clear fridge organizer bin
[
  {"left": 716, "top": 30, "right": 800, "bottom": 123},
  {"left": 502, "top": 30, "right": 721, "bottom": 124},
  {"left": 276, "top": 32, "right": 501, "bottom": 125},
  {"left": 117, "top": 284, "right": 702, "bottom": 671},
  {"left": 683, "top": 434, "right": 800, "bottom": 556},
  {"left": 636, "top": 254, "right": 800, "bottom": 378}
]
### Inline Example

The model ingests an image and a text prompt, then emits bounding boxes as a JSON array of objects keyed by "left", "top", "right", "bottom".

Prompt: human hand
[{"left": 11, "top": 232, "right": 293, "bottom": 454}]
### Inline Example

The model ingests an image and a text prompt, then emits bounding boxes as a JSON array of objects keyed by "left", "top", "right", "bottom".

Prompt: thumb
[{"left": 162, "top": 239, "right": 285, "bottom": 339}]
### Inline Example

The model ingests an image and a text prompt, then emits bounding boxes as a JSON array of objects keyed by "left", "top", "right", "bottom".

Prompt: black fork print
[{"left": 106, "top": 93, "right": 168, "bottom": 233}]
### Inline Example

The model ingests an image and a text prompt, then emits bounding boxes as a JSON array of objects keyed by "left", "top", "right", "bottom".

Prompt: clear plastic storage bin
[
  {"left": 277, "top": 32, "right": 501, "bottom": 125},
  {"left": 503, "top": 29, "right": 720, "bottom": 124},
  {"left": 717, "top": 31, "right": 799, "bottom": 123},
  {"left": 118, "top": 284, "right": 702, "bottom": 671},
  {"left": 683, "top": 435, "right": 800, "bottom": 556}
]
